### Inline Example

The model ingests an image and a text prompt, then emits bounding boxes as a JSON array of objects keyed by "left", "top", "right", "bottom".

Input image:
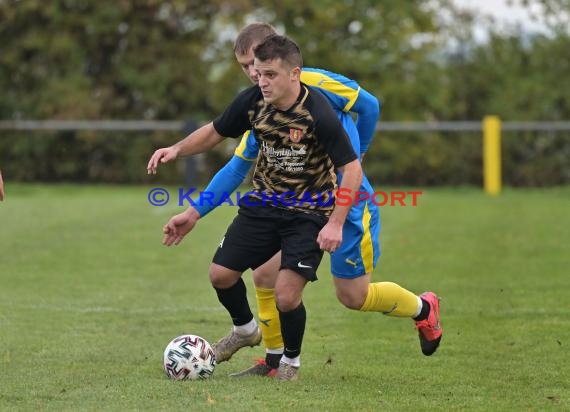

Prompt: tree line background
[{"left": 0, "top": 0, "right": 568, "bottom": 186}]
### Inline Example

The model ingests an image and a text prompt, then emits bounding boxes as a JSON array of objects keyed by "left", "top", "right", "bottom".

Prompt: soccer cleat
[
  {"left": 415, "top": 292, "right": 442, "bottom": 356},
  {"left": 275, "top": 362, "right": 299, "bottom": 381},
  {"left": 212, "top": 327, "right": 262, "bottom": 363},
  {"left": 229, "top": 358, "right": 278, "bottom": 378}
]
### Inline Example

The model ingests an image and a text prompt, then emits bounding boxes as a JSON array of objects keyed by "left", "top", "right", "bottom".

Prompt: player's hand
[
  {"left": 147, "top": 147, "right": 179, "bottom": 175},
  {"left": 0, "top": 170, "right": 5, "bottom": 201},
  {"left": 317, "top": 220, "right": 343, "bottom": 253},
  {"left": 162, "top": 207, "right": 200, "bottom": 246}
]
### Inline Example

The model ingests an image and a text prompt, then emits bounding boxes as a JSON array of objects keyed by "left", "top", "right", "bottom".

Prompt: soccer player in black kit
[{"left": 147, "top": 35, "right": 362, "bottom": 381}]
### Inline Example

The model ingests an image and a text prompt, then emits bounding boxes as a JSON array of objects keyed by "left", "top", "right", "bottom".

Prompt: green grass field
[{"left": 0, "top": 184, "right": 568, "bottom": 411}]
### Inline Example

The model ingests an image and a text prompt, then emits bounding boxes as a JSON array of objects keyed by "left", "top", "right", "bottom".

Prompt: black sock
[
  {"left": 279, "top": 302, "right": 306, "bottom": 359},
  {"left": 265, "top": 353, "right": 282, "bottom": 369},
  {"left": 214, "top": 278, "right": 253, "bottom": 326},
  {"left": 413, "top": 298, "right": 430, "bottom": 321}
]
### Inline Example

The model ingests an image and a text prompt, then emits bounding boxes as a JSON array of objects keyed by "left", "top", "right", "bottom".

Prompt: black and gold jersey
[{"left": 213, "top": 83, "right": 357, "bottom": 215}]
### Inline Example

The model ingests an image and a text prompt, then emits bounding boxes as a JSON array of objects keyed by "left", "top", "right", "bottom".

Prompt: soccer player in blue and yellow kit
[{"left": 158, "top": 24, "right": 442, "bottom": 379}]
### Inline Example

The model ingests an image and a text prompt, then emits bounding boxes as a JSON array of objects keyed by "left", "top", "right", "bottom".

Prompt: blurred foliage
[{"left": 0, "top": 0, "right": 568, "bottom": 186}]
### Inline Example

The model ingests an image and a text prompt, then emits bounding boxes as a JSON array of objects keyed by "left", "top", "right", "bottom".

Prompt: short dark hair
[
  {"left": 253, "top": 35, "right": 303, "bottom": 69},
  {"left": 233, "top": 23, "right": 277, "bottom": 55}
]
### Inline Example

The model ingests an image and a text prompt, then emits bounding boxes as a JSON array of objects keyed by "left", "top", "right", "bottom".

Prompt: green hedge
[{"left": 1, "top": 130, "right": 568, "bottom": 186}]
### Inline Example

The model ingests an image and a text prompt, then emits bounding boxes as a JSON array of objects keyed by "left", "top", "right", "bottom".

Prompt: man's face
[
  {"left": 254, "top": 57, "right": 299, "bottom": 107},
  {"left": 235, "top": 46, "right": 258, "bottom": 84}
]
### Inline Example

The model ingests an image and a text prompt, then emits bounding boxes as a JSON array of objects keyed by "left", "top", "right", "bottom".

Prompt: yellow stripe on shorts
[{"left": 360, "top": 203, "right": 374, "bottom": 274}]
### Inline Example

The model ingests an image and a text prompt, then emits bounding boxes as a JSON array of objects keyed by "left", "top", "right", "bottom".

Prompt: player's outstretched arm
[
  {"left": 147, "top": 147, "right": 180, "bottom": 175},
  {"left": 161, "top": 155, "right": 252, "bottom": 246},
  {"left": 194, "top": 155, "right": 254, "bottom": 218},
  {"left": 147, "top": 122, "right": 224, "bottom": 175},
  {"left": 162, "top": 207, "right": 201, "bottom": 246}
]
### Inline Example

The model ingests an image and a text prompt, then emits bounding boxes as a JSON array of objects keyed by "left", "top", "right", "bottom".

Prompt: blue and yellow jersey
[
  {"left": 302, "top": 67, "right": 380, "bottom": 153},
  {"left": 300, "top": 68, "right": 361, "bottom": 113},
  {"left": 234, "top": 130, "right": 258, "bottom": 161}
]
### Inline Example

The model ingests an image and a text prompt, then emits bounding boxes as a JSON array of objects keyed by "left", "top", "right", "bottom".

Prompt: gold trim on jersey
[{"left": 300, "top": 71, "right": 360, "bottom": 112}]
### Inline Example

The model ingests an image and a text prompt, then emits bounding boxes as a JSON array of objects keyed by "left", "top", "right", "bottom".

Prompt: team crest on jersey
[{"left": 289, "top": 128, "right": 303, "bottom": 143}]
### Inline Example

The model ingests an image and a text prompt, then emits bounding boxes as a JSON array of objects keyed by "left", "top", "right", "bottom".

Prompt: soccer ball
[{"left": 163, "top": 334, "right": 216, "bottom": 380}]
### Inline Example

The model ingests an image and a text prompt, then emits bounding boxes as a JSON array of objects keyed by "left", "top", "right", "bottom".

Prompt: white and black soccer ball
[{"left": 163, "top": 334, "right": 216, "bottom": 380}]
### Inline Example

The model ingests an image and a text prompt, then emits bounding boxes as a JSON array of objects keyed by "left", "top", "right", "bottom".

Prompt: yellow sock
[
  {"left": 255, "top": 287, "right": 283, "bottom": 350},
  {"left": 360, "top": 282, "right": 419, "bottom": 317}
]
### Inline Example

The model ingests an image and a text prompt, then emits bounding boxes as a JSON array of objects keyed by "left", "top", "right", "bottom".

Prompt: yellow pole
[{"left": 483, "top": 116, "right": 502, "bottom": 195}]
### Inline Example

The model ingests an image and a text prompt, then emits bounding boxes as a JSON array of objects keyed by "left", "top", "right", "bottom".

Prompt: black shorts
[{"left": 212, "top": 204, "right": 328, "bottom": 281}]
